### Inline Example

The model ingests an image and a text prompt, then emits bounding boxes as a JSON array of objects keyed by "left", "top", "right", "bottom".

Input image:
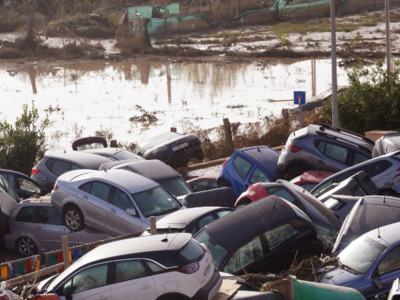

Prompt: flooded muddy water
[{"left": 0, "top": 58, "right": 350, "bottom": 149}]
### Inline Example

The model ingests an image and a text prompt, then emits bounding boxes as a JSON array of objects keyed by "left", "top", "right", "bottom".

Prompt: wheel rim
[
  {"left": 66, "top": 210, "right": 81, "bottom": 230},
  {"left": 19, "top": 237, "right": 35, "bottom": 256}
]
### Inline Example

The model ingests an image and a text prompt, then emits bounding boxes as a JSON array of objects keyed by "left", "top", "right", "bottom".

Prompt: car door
[
  {"left": 110, "top": 259, "right": 157, "bottom": 300},
  {"left": 15, "top": 175, "right": 44, "bottom": 199},
  {"left": 57, "top": 263, "right": 110, "bottom": 300},
  {"left": 265, "top": 187, "right": 305, "bottom": 211},
  {"left": 0, "top": 172, "right": 19, "bottom": 195},
  {"left": 312, "top": 140, "right": 350, "bottom": 172},
  {"left": 368, "top": 244, "right": 400, "bottom": 297},
  {"left": 105, "top": 187, "right": 144, "bottom": 236},
  {"left": 77, "top": 181, "right": 109, "bottom": 232},
  {"left": 231, "top": 154, "right": 254, "bottom": 195}
]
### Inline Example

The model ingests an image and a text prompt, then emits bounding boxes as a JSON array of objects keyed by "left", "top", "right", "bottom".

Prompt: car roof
[
  {"left": 121, "top": 160, "right": 180, "bottom": 180},
  {"left": 82, "top": 148, "right": 124, "bottom": 155},
  {"left": 45, "top": 151, "right": 112, "bottom": 168},
  {"left": 204, "top": 195, "right": 295, "bottom": 251},
  {"left": 69, "top": 169, "right": 159, "bottom": 193},
  {"left": 357, "top": 221, "right": 400, "bottom": 248},
  {"left": 0, "top": 169, "right": 29, "bottom": 177},
  {"left": 156, "top": 207, "right": 231, "bottom": 227},
  {"left": 238, "top": 146, "right": 283, "bottom": 179}
]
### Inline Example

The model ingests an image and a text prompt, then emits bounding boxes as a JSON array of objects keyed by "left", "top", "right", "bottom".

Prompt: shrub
[
  {"left": 323, "top": 59, "right": 400, "bottom": 134},
  {"left": 0, "top": 101, "right": 49, "bottom": 176}
]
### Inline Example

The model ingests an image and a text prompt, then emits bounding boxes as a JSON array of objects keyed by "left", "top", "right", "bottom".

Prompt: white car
[
  {"left": 0, "top": 175, "right": 19, "bottom": 236},
  {"left": 37, "top": 233, "right": 222, "bottom": 300}
]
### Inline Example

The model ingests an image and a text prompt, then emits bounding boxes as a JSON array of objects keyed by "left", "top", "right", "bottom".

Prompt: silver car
[
  {"left": 51, "top": 169, "right": 184, "bottom": 236},
  {"left": 4, "top": 198, "right": 112, "bottom": 256},
  {"left": 278, "top": 124, "right": 374, "bottom": 180}
]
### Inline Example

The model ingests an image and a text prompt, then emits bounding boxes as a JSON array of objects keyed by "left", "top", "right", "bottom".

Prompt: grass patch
[{"left": 269, "top": 19, "right": 331, "bottom": 35}]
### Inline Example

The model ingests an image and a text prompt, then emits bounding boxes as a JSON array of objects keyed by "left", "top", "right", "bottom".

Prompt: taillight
[
  {"left": 5, "top": 221, "right": 11, "bottom": 234},
  {"left": 287, "top": 143, "right": 302, "bottom": 152},
  {"left": 31, "top": 168, "right": 40, "bottom": 176},
  {"left": 222, "top": 159, "right": 228, "bottom": 167},
  {"left": 53, "top": 184, "right": 59, "bottom": 191},
  {"left": 177, "top": 262, "right": 199, "bottom": 274}
]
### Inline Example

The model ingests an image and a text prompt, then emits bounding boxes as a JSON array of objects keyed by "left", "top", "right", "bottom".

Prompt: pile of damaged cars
[{"left": 3, "top": 126, "right": 400, "bottom": 300}]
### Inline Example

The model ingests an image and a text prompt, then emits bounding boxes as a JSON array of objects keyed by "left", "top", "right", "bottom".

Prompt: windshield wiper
[{"left": 338, "top": 258, "right": 359, "bottom": 274}]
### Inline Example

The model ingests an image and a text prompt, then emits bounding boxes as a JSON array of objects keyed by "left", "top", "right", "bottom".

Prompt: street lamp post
[
  {"left": 330, "top": 0, "right": 338, "bottom": 127},
  {"left": 236, "top": 0, "right": 238, "bottom": 17},
  {"left": 385, "top": 0, "right": 391, "bottom": 77}
]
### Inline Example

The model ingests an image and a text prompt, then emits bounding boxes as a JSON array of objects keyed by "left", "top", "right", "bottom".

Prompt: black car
[
  {"left": 143, "top": 206, "right": 233, "bottom": 236},
  {"left": 0, "top": 169, "right": 47, "bottom": 199},
  {"left": 72, "top": 136, "right": 108, "bottom": 151},
  {"left": 31, "top": 151, "right": 112, "bottom": 191},
  {"left": 133, "top": 132, "right": 203, "bottom": 168},
  {"left": 194, "top": 195, "right": 323, "bottom": 275},
  {"left": 99, "top": 159, "right": 193, "bottom": 202}
]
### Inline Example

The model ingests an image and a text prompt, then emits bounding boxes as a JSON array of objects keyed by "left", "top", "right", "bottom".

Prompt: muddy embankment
[{"left": 1, "top": 0, "right": 400, "bottom": 62}]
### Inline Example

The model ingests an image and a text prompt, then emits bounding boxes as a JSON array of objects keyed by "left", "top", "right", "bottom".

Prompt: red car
[
  {"left": 235, "top": 170, "right": 332, "bottom": 209},
  {"left": 187, "top": 174, "right": 218, "bottom": 192}
]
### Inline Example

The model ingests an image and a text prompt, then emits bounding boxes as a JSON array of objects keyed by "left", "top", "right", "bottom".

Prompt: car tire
[
  {"left": 284, "top": 166, "right": 308, "bottom": 181},
  {"left": 64, "top": 206, "right": 85, "bottom": 232},
  {"left": 16, "top": 237, "right": 38, "bottom": 257},
  {"left": 194, "top": 149, "right": 204, "bottom": 161}
]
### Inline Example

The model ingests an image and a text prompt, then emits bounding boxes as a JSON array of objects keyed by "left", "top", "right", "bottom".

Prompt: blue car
[
  {"left": 216, "top": 146, "right": 283, "bottom": 197},
  {"left": 321, "top": 222, "right": 400, "bottom": 299}
]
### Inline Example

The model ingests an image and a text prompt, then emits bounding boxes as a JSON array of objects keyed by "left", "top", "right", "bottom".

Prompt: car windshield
[
  {"left": 158, "top": 178, "right": 191, "bottom": 197},
  {"left": 76, "top": 142, "right": 105, "bottom": 151},
  {"left": 114, "top": 150, "right": 141, "bottom": 160},
  {"left": 338, "top": 235, "right": 387, "bottom": 274},
  {"left": 194, "top": 229, "right": 228, "bottom": 269},
  {"left": 0, "top": 176, "right": 19, "bottom": 202},
  {"left": 132, "top": 186, "right": 181, "bottom": 217},
  {"left": 139, "top": 132, "right": 181, "bottom": 152}
]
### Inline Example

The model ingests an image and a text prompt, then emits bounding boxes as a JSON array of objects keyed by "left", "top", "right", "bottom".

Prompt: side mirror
[
  {"left": 64, "top": 285, "right": 76, "bottom": 296},
  {"left": 126, "top": 208, "right": 137, "bottom": 217},
  {"left": 374, "top": 278, "right": 383, "bottom": 289},
  {"left": 192, "top": 185, "right": 197, "bottom": 192}
]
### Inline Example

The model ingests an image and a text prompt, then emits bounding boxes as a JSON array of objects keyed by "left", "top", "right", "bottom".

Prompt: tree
[
  {"left": 0, "top": 101, "right": 49, "bottom": 176},
  {"left": 323, "top": 59, "right": 400, "bottom": 134}
]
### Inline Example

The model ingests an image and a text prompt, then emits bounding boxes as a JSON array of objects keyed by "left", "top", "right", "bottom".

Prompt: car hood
[
  {"left": 321, "top": 266, "right": 364, "bottom": 287},
  {"left": 143, "top": 206, "right": 186, "bottom": 224}
]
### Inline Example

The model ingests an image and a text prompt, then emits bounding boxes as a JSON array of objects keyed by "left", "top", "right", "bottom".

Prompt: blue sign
[{"left": 294, "top": 91, "right": 306, "bottom": 105}]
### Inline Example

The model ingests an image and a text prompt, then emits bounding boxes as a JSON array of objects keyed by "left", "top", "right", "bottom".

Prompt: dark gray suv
[
  {"left": 31, "top": 151, "right": 112, "bottom": 191},
  {"left": 278, "top": 124, "right": 374, "bottom": 180}
]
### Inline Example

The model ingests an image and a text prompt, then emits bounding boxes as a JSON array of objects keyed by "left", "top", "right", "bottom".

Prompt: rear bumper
[{"left": 192, "top": 268, "right": 222, "bottom": 300}]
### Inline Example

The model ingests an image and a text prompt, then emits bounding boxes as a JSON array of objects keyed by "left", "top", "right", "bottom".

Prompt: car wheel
[
  {"left": 194, "top": 149, "right": 204, "bottom": 161},
  {"left": 284, "top": 166, "right": 308, "bottom": 181},
  {"left": 64, "top": 206, "right": 85, "bottom": 232},
  {"left": 16, "top": 237, "right": 38, "bottom": 257}
]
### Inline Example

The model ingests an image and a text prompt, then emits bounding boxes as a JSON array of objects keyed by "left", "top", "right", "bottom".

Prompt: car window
[
  {"left": 250, "top": 168, "right": 270, "bottom": 184},
  {"left": 37, "top": 206, "right": 63, "bottom": 225},
  {"left": 377, "top": 244, "right": 400, "bottom": 276},
  {"left": 324, "top": 142, "right": 349, "bottom": 164},
  {"left": 300, "top": 183, "right": 316, "bottom": 192},
  {"left": 317, "top": 140, "right": 326, "bottom": 153},
  {"left": 90, "top": 182, "right": 112, "bottom": 202},
  {"left": 222, "top": 236, "right": 263, "bottom": 273},
  {"left": 79, "top": 182, "right": 92, "bottom": 193},
  {"left": 210, "top": 180, "right": 218, "bottom": 189},
  {"left": 194, "top": 180, "right": 209, "bottom": 192},
  {"left": 110, "top": 188, "right": 134, "bottom": 211},
  {"left": 2, "top": 177, "right": 19, "bottom": 202},
  {"left": 63, "top": 264, "right": 108, "bottom": 294},
  {"left": 353, "top": 152, "right": 369, "bottom": 165},
  {"left": 17, "top": 176, "right": 41, "bottom": 193},
  {"left": 0, "top": 172, "right": 16, "bottom": 188},
  {"left": 50, "top": 160, "right": 71, "bottom": 176},
  {"left": 216, "top": 210, "right": 232, "bottom": 218},
  {"left": 115, "top": 150, "right": 141, "bottom": 160},
  {"left": 198, "top": 214, "right": 216, "bottom": 230},
  {"left": 15, "top": 207, "right": 36, "bottom": 223},
  {"left": 267, "top": 188, "right": 296, "bottom": 203},
  {"left": 146, "top": 261, "right": 164, "bottom": 273},
  {"left": 233, "top": 155, "right": 253, "bottom": 180},
  {"left": 158, "top": 178, "right": 191, "bottom": 197},
  {"left": 71, "top": 164, "right": 80, "bottom": 170},
  {"left": 116, "top": 260, "right": 145, "bottom": 283},
  {"left": 262, "top": 223, "right": 298, "bottom": 251},
  {"left": 312, "top": 179, "right": 333, "bottom": 195},
  {"left": 172, "top": 239, "right": 205, "bottom": 265}
]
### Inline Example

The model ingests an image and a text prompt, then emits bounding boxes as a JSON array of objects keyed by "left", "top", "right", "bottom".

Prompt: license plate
[{"left": 172, "top": 142, "right": 188, "bottom": 151}]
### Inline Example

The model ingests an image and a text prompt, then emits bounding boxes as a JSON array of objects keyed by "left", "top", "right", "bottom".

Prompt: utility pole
[
  {"left": 236, "top": 0, "right": 238, "bottom": 17},
  {"left": 330, "top": 0, "right": 338, "bottom": 127},
  {"left": 385, "top": 0, "right": 391, "bottom": 78}
]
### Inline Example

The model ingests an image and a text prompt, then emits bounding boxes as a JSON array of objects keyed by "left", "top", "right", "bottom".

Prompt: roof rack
[
  {"left": 316, "top": 131, "right": 372, "bottom": 153},
  {"left": 320, "top": 124, "right": 375, "bottom": 145}
]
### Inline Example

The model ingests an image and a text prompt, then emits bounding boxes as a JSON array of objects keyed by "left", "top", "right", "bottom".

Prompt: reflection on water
[{"left": 0, "top": 58, "right": 350, "bottom": 150}]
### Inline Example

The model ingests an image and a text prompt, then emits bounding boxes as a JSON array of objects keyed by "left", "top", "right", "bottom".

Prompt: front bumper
[{"left": 192, "top": 268, "right": 222, "bottom": 300}]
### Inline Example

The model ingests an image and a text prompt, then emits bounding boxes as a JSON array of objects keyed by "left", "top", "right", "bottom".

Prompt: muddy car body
[
  {"left": 0, "top": 169, "right": 47, "bottom": 200},
  {"left": 322, "top": 222, "right": 400, "bottom": 299},
  {"left": 133, "top": 132, "right": 203, "bottom": 168},
  {"left": 194, "top": 195, "right": 322, "bottom": 275},
  {"left": 235, "top": 180, "right": 341, "bottom": 241},
  {"left": 278, "top": 124, "right": 374, "bottom": 180},
  {"left": 51, "top": 169, "right": 184, "bottom": 236},
  {"left": 332, "top": 196, "right": 400, "bottom": 255},
  {"left": 311, "top": 151, "right": 400, "bottom": 197},
  {"left": 216, "top": 146, "right": 283, "bottom": 198}
]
